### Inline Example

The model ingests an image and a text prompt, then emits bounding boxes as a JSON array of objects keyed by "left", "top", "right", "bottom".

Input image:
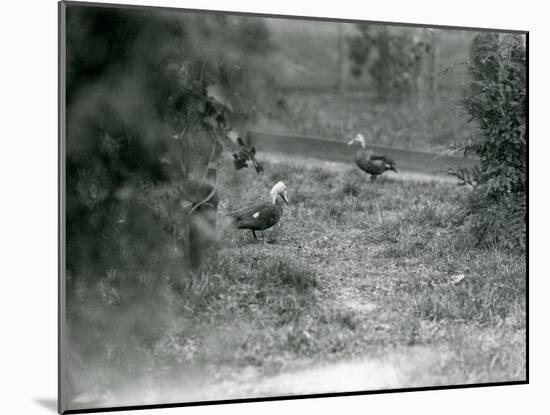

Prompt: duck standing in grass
[
  {"left": 228, "top": 181, "right": 289, "bottom": 240},
  {"left": 348, "top": 133, "right": 398, "bottom": 180}
]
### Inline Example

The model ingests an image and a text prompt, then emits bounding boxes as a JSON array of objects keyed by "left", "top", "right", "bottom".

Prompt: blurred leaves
[
  {"left": 207, "top": 84, "right": 234, "bottom": 111},
  {"left": 65, "top": 5, "right": 276, "bottom": 382}
]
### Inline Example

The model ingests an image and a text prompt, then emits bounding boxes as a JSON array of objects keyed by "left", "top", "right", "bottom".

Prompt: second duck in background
[{"left": 348, "top": 133, "right": 398, "bottom": 180}]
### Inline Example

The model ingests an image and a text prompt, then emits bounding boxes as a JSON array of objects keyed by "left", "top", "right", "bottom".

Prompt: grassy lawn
[
  {"left": 156, "top": 157, "right": 526, "bottom": 395},
  {"left": 70, "top": 157, "right": 525, "bottom": 407}
]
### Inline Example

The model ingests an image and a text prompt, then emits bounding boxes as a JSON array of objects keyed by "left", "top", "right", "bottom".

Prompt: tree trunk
[
  {"left": 337, "top": 24, "right": 348, "bottom": 94},
  {"left": 188, "top": 169, "right": 218, "bottom": 270},
  {"left": 183, "top": 133, "right": 221, "bottom": 271},
  {"left": 428, "top": 29, "right": 439, "bottom": 95}
]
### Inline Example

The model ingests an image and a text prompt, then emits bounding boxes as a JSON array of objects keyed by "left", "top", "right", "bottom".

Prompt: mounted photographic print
[{"left": 59, "top": 1, "right": 528, "bottom": 413}]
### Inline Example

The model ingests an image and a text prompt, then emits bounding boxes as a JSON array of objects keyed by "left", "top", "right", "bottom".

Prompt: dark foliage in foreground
[{"left": 64, "top": 5, "right": 275, "bottom": 392}]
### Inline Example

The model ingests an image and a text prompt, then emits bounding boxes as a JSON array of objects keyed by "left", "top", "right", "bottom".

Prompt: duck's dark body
[
  {"left": 228, "top": 202, "right": 283, "bottom": 239},
  {"left": 355, "top": 149, "right": 397, "bottom": 179}
]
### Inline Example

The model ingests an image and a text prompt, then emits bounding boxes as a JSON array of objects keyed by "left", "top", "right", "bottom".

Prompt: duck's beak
[
  {"left": 347, "top": 139, "right": 355, "bottom": 146},
  {"left": 281, "top": 193, "right": 289, "bottom": 205}
]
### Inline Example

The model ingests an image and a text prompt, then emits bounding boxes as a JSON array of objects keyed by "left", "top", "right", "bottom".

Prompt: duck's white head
[
  {"left": 270, "top": 181, "right": 289, "bottom": 205},
  {"left": 347, "top": 133, "right": 367, "bottom": 148}
]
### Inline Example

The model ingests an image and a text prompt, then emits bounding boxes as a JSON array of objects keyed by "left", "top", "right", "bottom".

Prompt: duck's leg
[
  {"left": 370, "top": 174, "right": 377, "bottom": 181},
  {"left": 252, "top": 230, "right": 258, "bottom": 240}
]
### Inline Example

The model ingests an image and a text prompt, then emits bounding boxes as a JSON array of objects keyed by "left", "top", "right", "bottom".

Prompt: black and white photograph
[{"left": 58, "top": 1, "right": 527, "bottom": 413}]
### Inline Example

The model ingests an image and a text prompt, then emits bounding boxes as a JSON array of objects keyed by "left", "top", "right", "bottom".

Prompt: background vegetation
[{"left": 253, "top": 23, "right": 477, "bottom": 150}]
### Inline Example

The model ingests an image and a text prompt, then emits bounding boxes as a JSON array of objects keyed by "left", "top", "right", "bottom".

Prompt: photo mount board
[{"left": 59, "top": 1, "right": 529, "bottom": 413}]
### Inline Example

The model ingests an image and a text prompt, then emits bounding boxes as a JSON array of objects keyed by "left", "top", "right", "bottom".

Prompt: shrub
[{"left": 455, "top": 33, "right": 526, "bottom": 250}]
